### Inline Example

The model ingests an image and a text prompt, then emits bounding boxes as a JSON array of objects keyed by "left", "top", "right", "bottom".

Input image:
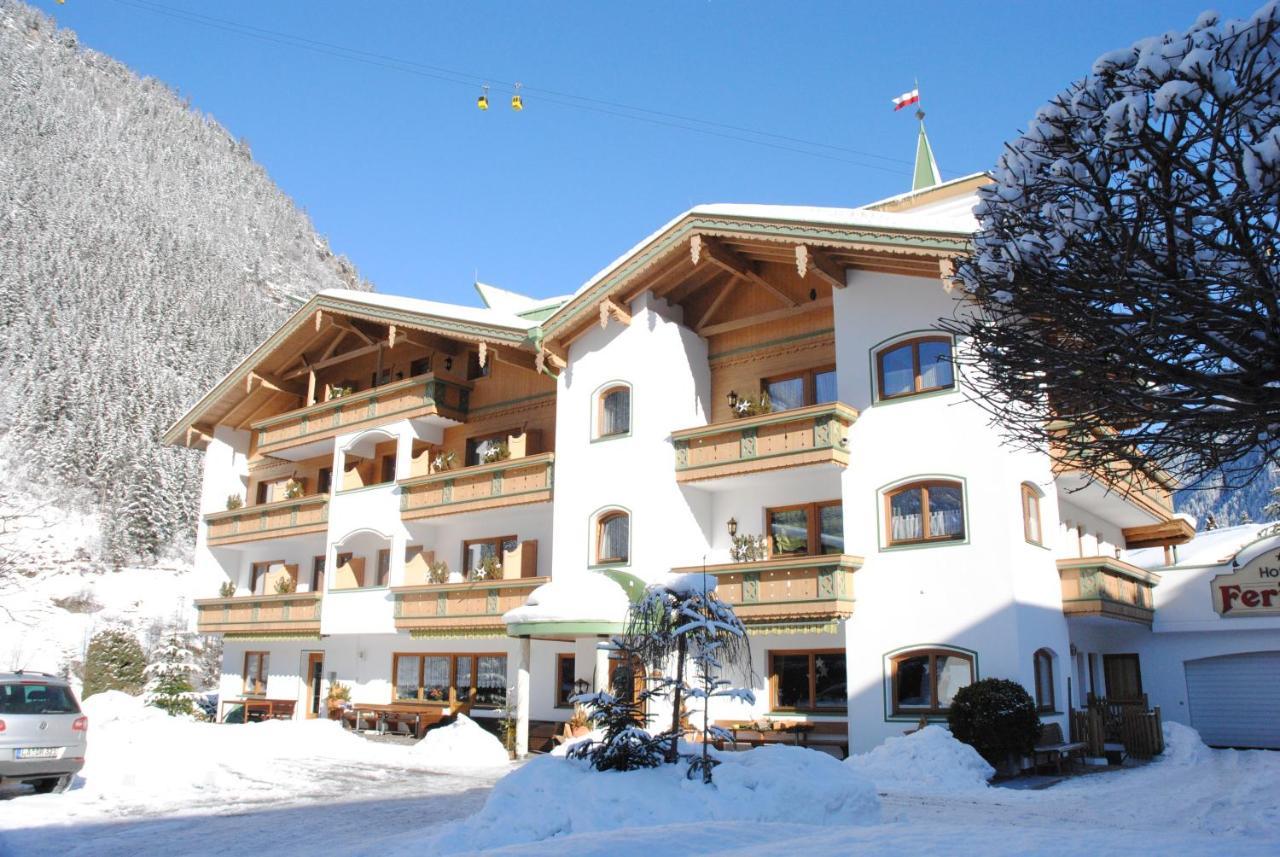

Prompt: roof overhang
[
  {"left": 537, "top": 208, "right": 973, "bottom": 352},
  {"left": 163, "top": 291, "right": 538, "bottom": 449}
]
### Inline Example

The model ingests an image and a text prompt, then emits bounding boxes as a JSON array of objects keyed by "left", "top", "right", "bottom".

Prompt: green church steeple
[{"left": 912, "top": 110, "right": 942, "bottom": 191}]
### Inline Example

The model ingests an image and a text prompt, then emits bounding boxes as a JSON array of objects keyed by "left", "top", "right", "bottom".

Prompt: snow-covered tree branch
[{"left": 944, "top": 2, "right": 1280, "bottom": 490}]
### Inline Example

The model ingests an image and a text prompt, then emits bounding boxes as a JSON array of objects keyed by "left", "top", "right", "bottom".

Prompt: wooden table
[
  {"left": 727, "top": 721, "right": 815, "bottom": 747},
  {"left": 219, "top": 698, "right": 296, "bottom": 723},
  {"left": 343, "top": 703, "right": 454, "bottom": 738}
]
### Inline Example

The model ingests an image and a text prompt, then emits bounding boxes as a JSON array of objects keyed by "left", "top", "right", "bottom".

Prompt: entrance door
[
  {"left": 1103, "top": 654, "right": 1143, "bottom": 700},
  {"left": 306, "top": 652, "right": 324, "bottom": 719}
]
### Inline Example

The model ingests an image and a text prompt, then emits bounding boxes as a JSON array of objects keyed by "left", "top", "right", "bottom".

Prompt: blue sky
[{"left": 31, "top": 0, "right": 1261, "bottom": 303}]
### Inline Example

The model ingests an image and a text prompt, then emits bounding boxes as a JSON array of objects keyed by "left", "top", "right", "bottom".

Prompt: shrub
[
  {"left": 947, "top": 678, "right": 1041, "bottom": 767},
  {"left": 83, "top": 628, "right": 146, "bottom": 698},
  {"left": 225, "top": 494, "right": 243, "bottom": 510},
  {"left": 218, "top": 580, "right": 236, "bottom": 598},
  {"left": 273, "top": 574, "right": 297, "bottom": 594}
]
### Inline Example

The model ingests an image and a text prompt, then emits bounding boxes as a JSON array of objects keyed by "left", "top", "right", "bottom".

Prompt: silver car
[{"left": 0, "top": 672, "right": 87, "bottom": 794}]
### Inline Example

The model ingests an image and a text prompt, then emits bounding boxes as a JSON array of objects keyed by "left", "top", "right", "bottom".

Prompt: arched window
[
  {"left": 890, "top": 647, "right": 975, "bottom": 715},
  {"left": 885, "top": 479, "right": 966, "bottom": 546},
  {"left": 595, "top": 510, "right": 630, "bottom": 565},
  {"left": 596, "top": 384, "right": 631, "bottom": 439},
  {"left": 1033, "top": 649, "right": 1055, "bottom": 712},
  {"left": 1021, "top": 483, "right": 1044, "bottom": 546},
  {"left": 875, "top": 335, "right": 955, "bottom": 400}
]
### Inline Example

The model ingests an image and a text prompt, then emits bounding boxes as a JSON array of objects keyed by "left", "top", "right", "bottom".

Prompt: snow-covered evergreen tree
[{"left": 144, "top": 634, "right": 199, "bottom": 717}]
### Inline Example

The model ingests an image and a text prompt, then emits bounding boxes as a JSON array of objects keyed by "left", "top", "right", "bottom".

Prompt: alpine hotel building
[{"left": 165, "top": 140, "right": 1280, "bottom": 756}]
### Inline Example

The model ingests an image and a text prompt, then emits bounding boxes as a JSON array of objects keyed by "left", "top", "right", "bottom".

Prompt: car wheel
[{"left": 32, "top": 775, "right": 71, "bottom": 794}]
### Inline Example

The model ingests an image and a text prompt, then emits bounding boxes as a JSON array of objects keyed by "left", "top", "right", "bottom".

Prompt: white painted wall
[{"left": 551, "top": 293, "right": 712, "bottom": 585}]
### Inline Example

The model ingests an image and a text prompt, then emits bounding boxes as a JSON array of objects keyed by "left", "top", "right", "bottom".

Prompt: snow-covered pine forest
[{"left": 0, "top": 0, "right": 369, "bottom": 564}]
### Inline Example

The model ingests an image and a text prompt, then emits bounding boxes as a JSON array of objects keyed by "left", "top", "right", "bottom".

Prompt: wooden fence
[{"left": 1069, "top": 697, "right": 1164, "bottom": 759}]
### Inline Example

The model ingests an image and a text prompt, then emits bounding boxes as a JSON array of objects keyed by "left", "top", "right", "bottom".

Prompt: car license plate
[{"left": 15, "top": 747, "right": 60, "bottom": 760}]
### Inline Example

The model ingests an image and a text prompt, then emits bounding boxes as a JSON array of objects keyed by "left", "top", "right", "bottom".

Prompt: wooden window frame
[
  {"left": 1033, "top": 648, "right": 1055, "bottom": 712},
  {"left": 461, "top": 535, "right": 517, "bottom": 580},
  {"left": 764, "top": 500, "right": 843, "bottom": 558},
  {"left": 759, "top": 364, "right": 837, "bottom": 411},
  {"left": 595, "top": 511, "right": 630, "bottom": 566},
  {"left": 390, "top": 652, "right": 508, "bottom": 709},
  {"left": 768, "top": 649, "right": 848, "bottom": 713},
  {"left": 890, "top": 648, "right": 975, "bottom": 715},
  {"left": 596, "top": 385, "right": 631, "bottom": 439},
  {"left": 875, "top": 336, "right": 955, "bottom": 401},
  {"left": 1021, "top": 483, "right": 1043, "bottom": 546},
  {"left": 555, "top": 653, "right": 576, "bottom": 709},
  {"left": 242, "top": 651, "right": 269, "bottom": 697},
  {"left": 378, "top": 454, "right": 398, "bottom": 485},
  {"left": 884, "top": 480, "right": 966, "bottom": 547}
]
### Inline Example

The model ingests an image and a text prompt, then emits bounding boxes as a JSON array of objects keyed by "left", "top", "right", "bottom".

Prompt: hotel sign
[{"left": 1212, "top": 550, "right": 1280, "bottom": 617}]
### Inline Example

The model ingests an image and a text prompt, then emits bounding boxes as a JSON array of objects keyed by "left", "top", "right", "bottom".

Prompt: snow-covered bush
[
  {"left": 847, "top": 725, "right": 994, "bottom": 792},
  {"left": 83, "top": 628, "right": 146, "bottom": 698},
  {"left": 946, "top": 678, "right": 1041, "bottom": 771}
]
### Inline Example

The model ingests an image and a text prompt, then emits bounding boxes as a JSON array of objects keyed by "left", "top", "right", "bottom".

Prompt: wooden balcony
[
  {"left": 671, "top": 403, "right": 857, "bottom": 485},
  {"left": 1058, "top": 557, "right": 1160, "bottom": 625},
  {"left": 194, "top": 592, "right": 323, "bottom": 637},
  {"left": 674, "top": 554, "right": 862, "bottom": 632},
  {"left": 399, "top": 453, "right": 554, "bottom": 520},
  {"left": 392, "top": 577, "right": 548, "bottom": 637},
  {"left": 204, "top": 495, "right": 329, "bottom": 546},
  {"left": 251, "top": 373, "right": 471, "bottom": 457}
]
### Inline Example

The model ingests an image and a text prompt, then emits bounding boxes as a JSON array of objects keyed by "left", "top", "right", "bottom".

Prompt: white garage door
[{"left": 1184, "top": 652, "right": 1280, "bottom": 749}]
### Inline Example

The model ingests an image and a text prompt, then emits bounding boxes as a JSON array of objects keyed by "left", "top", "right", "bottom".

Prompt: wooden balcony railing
[
  {"left": 251, "top": 373, "right": 471, "bottom": 456},
  {"left": 204, "top": 495, "right": 329, "bottom": 546},
  {"left": 194, "top": 592, "right": 323, "bottom": 636},
  {"left": 399, "top": 453, "right": 554, "bottom": 520},
  {"left": 1057, "top": 557, "right": 1160, "bottom": 625},
  {"left": 392, "top": 577, "right": 548, "bottom": 637},
  {"left": 672, "top": 554, "right": 862, "bottom": 632},
  {"left": 671, "top": 403, "right": 857, "bottom": 484}
]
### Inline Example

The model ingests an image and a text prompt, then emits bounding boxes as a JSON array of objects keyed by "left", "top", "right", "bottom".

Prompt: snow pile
[
  {"left": 428, "top": 744, "right": 879, "bottom": 853},
  {"left": 503, "top": 572, "right": 629, "bottom": 625},
  {"left": 1159, "top": 721, "right": 1216, "bottom": 767},
  {"left": 406, "top": 714, "right": 511, "bottom": 769},
  {"left": 846, "top": 725, "right": 993, "bottom": 793}
]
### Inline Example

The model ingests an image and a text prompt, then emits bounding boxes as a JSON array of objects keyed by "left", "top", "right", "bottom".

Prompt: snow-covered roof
[
  {"left": 503, "top": 573, "right": 630, "bottom": 626},
  {"left": 1129, "top": 520, "right": 1280, "bottom": 570},
  {"left": 317, "top": 288, "right": 537, "bottom": 331}
]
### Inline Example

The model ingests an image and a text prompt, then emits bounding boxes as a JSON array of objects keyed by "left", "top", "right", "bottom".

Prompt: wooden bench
[
  {"left": 1033, "top": 722, "right": 1087, "bottom": 774},
  {"left": 343, "top": 703, "right": 455, "bottom": 738}
]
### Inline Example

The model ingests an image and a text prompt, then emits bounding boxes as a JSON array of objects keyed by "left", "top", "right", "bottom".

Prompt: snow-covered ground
[{"left": 1, "top": 697, "right": 1276, "bottom": 857}]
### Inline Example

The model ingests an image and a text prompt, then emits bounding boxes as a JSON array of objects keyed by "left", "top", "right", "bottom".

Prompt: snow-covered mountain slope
[
  {"left": 1176, "top": 449, "right": 1279, "bottom": 529},
  {"left": 0, "top": 0, "right": 369, "bottom": 565}
]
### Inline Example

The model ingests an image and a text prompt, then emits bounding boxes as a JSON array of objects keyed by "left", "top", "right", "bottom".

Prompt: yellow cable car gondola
[
  {"left": 511, "top": 82, "right": 523, "bottom": 112},
  {"left": 477, "top": 84, "right": 489, "bottom": 111}
]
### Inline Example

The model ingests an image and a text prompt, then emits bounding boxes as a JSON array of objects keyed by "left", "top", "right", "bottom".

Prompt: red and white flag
[{"left": 892, "top": 88, "right": 920, "bottom": 111}]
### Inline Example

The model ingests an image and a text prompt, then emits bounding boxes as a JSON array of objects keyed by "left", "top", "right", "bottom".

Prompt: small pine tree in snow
[
  {"left": 622, "top": 572, "right": 754, "bottom": 782},
  {"left": 82, "top": 628, "right": 146, "bottom": 698},
  {"left": 144, "top": 634, "right": 199, "bottom": 717},
  {"left": 568, "top": 682, "right": 664, "bottom": 773}
]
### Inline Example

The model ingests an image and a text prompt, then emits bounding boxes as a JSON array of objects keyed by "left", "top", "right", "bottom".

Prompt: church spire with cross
[{"left": 911, "top": 108, "right": 942, "bottom": 191}]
